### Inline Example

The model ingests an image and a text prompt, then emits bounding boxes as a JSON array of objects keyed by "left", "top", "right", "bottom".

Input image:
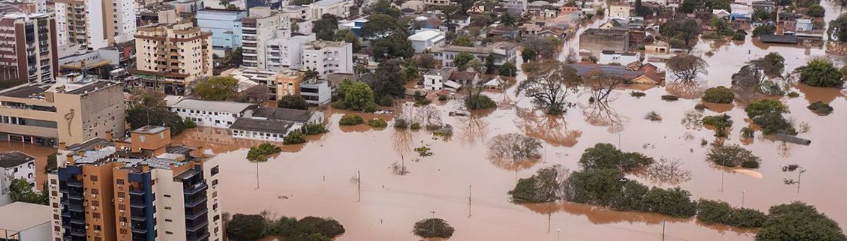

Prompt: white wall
[
  {"left": 170, "top": 107, "right": 242, "bottom": 128},
  {"left": 153, "top": 169, "right": 187, "bottom": 241},
  {"left": 423, "top": 74, "right": 443, "bottom": 90},
  {"left": 203, "top": 158, "right": 223, "bottom": 241},
  {"left": 19, "top": 218, "right": 52, "bottom": 240},
  {"left": 301, "top": 42, "right": 353, "bottom": 77}
]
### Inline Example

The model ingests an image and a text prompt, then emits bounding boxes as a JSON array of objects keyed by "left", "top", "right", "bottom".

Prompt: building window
[
  {"left": 211, "top": 166, "right": 219, "bottom": 176},
  {"left": 90, "top": 175, "right": 98, "bottom": 181},
  {"left": 116, "top": 179, "right": 124, "bottom": 185}
]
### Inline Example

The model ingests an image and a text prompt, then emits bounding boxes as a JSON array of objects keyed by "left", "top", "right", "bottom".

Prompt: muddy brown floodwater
[{"left": 167, "top": 8, "right": 847, "bottom": 239}]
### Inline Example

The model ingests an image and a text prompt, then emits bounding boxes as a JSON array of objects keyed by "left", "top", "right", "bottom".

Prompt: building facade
[
  {"left": 0, "top": 77, "right": 125, "bottom": 146},
  {"left": 133, "top": 21, "right": 213, "bottom": 95},
  {"left": 48, "top": 126, "right": 223, "bottom": 241},
  {"left": 54, "top": 0, "right": 136, "bottom": 50},
  {"left": 0, "top": 151, "right": 36, "bottom": 206},
  {"left": 0, "top": 12, "right": 58, "bottom": 85},
  {"left": 230, "top": 107, "right": 322, "bottom": 142},
  {"left": 308, "top": 0, "right": 353, "bottom": 20},
  {"left": 168, "top": 99, "right": 256, "bottom": 128},
  {"left": 300, "top": 41, "right": 353, "bottom": 77},
  {"left": 408, "top": 29, "right": 446, "bottom": 53},
  {"left": 197, "top": 9, "right": 247, "bottom": 55},
  {"left": 241, "top": 6, "right": 291, "bottom": 70},
  {"left": 431, "top": 42, "right": 518, "bottom": 68}
]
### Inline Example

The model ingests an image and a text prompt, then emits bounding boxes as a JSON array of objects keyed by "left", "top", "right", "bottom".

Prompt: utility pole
[
  {"left": 468, "top": 185, "right": 472, "bottom": 218},
  {"left": 255, "top": 161, "right": 259, "bottom": 189},
  {"left": 797, "top": 169, "right": 806, "bottom": 193},
  {"left": 662, "top": 221, "right": 666, "bottom": 240},
  {"left": 720, "top": 170, "right": 724, "bottom": 192},
  {"left": 357, "top": 170, "right": 361, "bottom": 202},
  {"left": 741, "top": 190, "right": 746, "bottom": 208}
]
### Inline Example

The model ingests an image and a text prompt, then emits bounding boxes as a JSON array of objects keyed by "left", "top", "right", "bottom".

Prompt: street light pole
[
  {"left": 741, "top": 190, "right": 746, "bottom": 208},
  {"left": 557, "top": 228, "right": 561, "bottom": 241}
]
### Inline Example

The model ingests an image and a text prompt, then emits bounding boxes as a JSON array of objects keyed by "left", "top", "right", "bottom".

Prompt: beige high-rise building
[
  {"left": 54, "top": 0, "right": 136, "bottom": 50},
  {"left": 48, "top": 126, "right": 223, "bottom": 241},
  {"left": 241, "top": 6, "right": 291, "bottom": 70},
  {"left": 0, "top": 12, "right": 59, "bottom": 85},
  {"left": 132, "top": 21, "right": 213, "bottom": 95},
  {"left": 0, "top": 75, "right": 125, "bottom": 146}
]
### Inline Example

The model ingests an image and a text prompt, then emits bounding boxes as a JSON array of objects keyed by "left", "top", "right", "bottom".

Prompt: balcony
[
  {"left": 185, "top": 208, "right": 208, "bottom": 220},
  {"left": 67, "top": 181, "right": 82, "bottom": 188},
  {"left": 186, "top": 219, "right": 209, "bottom": 232},
  {"left": 185, "top": 195, "right": 208, "bottom": 208},
  {"left": 184, "top": 182, "right": 208, "bottom": 196},
  {"left": 187, "top": 232, "right": 210, "bottom": 241},
  {"left": 129, "top": 189, "right": 144, "bottom": 196}
]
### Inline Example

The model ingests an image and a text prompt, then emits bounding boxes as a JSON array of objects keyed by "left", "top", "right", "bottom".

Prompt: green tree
[
  {"left": 508, "top": 165, "right": 566, "bottom": 203},
  {"left": 277, "top": 95, "right": 309, "bottom": 110},
  {"left": 564, "top": 168, "right": 626, "bottom": 206},
  {"left": 455, "top": 34, "right": 473, "bottom": 47},
  {"left": 46, "top": 153, "right": 57, "bottom": 173},
  {"left": 702, "top": 86, "right": 734, "bottom": 103},
  {"left": 453, "top": 51, "right": 476, "bottom": 71},
  {"left": 371, "top": 31, "right": 414, "bottom": 61},
  {"left": 369, "top": 0, "right": 402, "bottom": 17},
  {"left": 807, "top": 4, "right": 825, "bottom": 17},
  {"left": 522, "top": 48, "right": 537, "bottom": 62},
  {"left": 126, "top": 90, "right": 196, "bottom": 135},
  {"left": 500, "top": 12, "right": 517, "bottom": 27},
  {"left": 756, "top": 202, "right": 846, "bottom": 241},
  {"left": 744, "top": 99, "right": 795, "bottom": 135},
  {"left": 751, "top": 52, "right": 785, "bottom": 76},
  {"left": 334, "top": 29, "right": 361, "bottom": 52},
  {"left": 640, "top": 187, "right": 697, "bottom": 218},
  {"left": 9, "top": 179, "right": 48, "bottom": 205},
  {"left": 679, "top": 0, "right": 704, "bottom": 13},
  {"left": 247, "top": 143, "right": 282, "bottom": 162},
  {"left": 193, "top": 76, "right": 238, "bottom": 101},
  {"left": 515, "top": 61, "right": 580, "bottom": 114},
  {"left": 313, "top": 13, "right": 339, "bottom": 41},
  {"left": 226, "top": 214, "right": 266, "bottom": 241},
  {"left": 579, "top": 143, "right": 655, "bottom": 172},
  {"left": 413, "top": 218, "right": 454, "bottom": 238},
  {"left": 370, "top": 59, "right": 407, "bottom": 98},
  {"left": 224, "top": 47, "right": 243, "bottom": 68},
  {"left": 829, "top": 14, "right": 847, "bottom": 42},
  {"left": 752, "top": 25, "right": 776, "bottom": 37},
  {"left": 342, "top": 82, "right": 376, "bottom": 111},
  {"left": 362, "top": 14, "right": 400, "bottom": 39},
  {"left": 484, "top": 53, "right": 495, "bottom": 74},
  {"left": 660, "top": 18, "right": 701, "bottom": 48},
  {"left": 797, "top": 59, "right": 844, "bottom": 87},
  {"left": 499, "top": 61, "right": 517, "bottom": 77},
  {"left": 707, "top": 144, "right": 762, "bottom": 168},
  {"left": 697, "top": 199, "right": 767, "bottom": 228}
]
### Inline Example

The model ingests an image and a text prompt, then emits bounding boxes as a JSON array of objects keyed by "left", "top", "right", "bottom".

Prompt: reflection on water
[
  {"left": 581, "top": 102, "right": 627, "bottom": 133},
  {"left": 515, "top": 107, "right": 582, "bottom": 147}
]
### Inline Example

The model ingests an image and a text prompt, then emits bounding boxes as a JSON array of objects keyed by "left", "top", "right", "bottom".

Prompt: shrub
[
  {"left": 226, "top": 214, "right": 266, "bottom": 241},
  {"left": 697, "top": 199, "right": 767, "bottom": 228},
  {"left": 741, "top": 127, "right": 755, "bottom": 138},
  {"left": 283, "top": 130, "right": 307, "bottom": 145},
  {"left": 661, "top": 95, "right": 679, "bottom": 101},
  {"left": 438, "top": 95, "right": 448, "bottom": 101},
  {"left": 644, "top": 111, "right": 662, "bottom": 122},
  {"left": 300, "top": 123, "right": 328, "bottom": 135},
  {"left": 630, "top": 91, "right": 646, "bottom": 98},
  {"left": 702, "top": 86, "right": 734, "bottom": 103},
  {"left": 339, "top": 114, "right": 364, "bottom": 125},
  {"left": 787, "top": 91, "right": 800, "bottom": 98},
  {"left": 278, "top": 95, "right": 309, "bottom": 110},
  {"left": 579, "top": 143, "right": 655, "bottom": 172},
  {"left": 465, "top": 95, "right": 497, "bottom": 110},
  {"left": 702, "top": 114, "right": 733, "bottom": 127},
  {"left": 508, "top": 166, "right": 566, "bottom": 203},
  {"left": 807, "top": 101, "right": 834, "bottom": 114},
  {"left": 379, "top": 96, "right": 395, "bottom": 107},
  {"left": 368, "top": 118, "right": 388, "bottom": 128},
  {"left": 757, "top": 202, "right": 846, "bottom": 241},
  {"left": 393, "top": 118, "right": 409, "bottom": 129},
  {"left": 797, "top": 59, "right": 844, "bottom": 87},
  {"left": 707, "top": 144, "right": 761, "bottom": 168},
  {"left": 410, "top": 123, "right": 421, "bottom": 130},
  {"left": 741, "top": 160, "right": 760, "bottom": 168},
  {"left": 641, "top": 187, "right": 697, "bottom": 218},
  {"left": 415, "top": 98, "right": 432, "bottom": 106},
  {"left": 745, "top": 99, "right": 796, "bottom": 135},
  {"left": 413, "top": 218, "right": 454, "bottom": 238},
  {"left": 414, "top": 145, "right": 432, "bottom": 156},
  {"left": 247, "top": 143, "right": 283, "bottom": 161}
]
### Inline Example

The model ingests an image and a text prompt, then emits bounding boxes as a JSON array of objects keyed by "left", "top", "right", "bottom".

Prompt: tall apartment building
[
  {"left": 0, "top": 12, "right": 58, "bottom": 85},
  {"left": 241, "top": 6, "right": 291, "bottom": 70},
  {"left": 266, "top": 33, "right": 315, "bottom": 71},
  {"left": 133, "top": 21, "right": 213, "bottom": 95},
  {"left": 0, "top": 151, "right": 36, "bottom": 206},
  {"left": 0, "top": 76, "right": 125, "bottom": 146},
  {"left": 48, "top": 126, "right": 223, "bottom": 241},
  {"left": 54, "top": 0, "right": 136, "bottom": 50},
  {"left": 308, "top": 0, "right": 353, "bottom": 20},
  {"left": 196, "top": 9, "right": 247, "bottom": 56},
  {"left": 300, "top": 41, "right": 353, "bottom": 77}
]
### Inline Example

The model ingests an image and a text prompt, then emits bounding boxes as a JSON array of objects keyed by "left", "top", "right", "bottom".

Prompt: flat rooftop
[
  {"left": 230, "top": 118, "right": 295, "bottom": 134},
  {"left": 0, "top": 151, "right": 35, "bottom": 168},
  {"left": 133, "top": 125, "right": 168, "bottom": 134},
  {"left": 0, "top": 202, "right": 51, "bottom": 233},
  {"left": 0, "top": 84, "right": 49, "bottom": 98},
  {"left": 171, "top": 99, "right": 257, "bottom": 114}
]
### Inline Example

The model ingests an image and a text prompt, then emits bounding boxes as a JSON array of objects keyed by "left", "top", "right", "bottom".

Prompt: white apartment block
[
  {"left": 267, "top": 33, "right": 316, "bottom": 71},
  {"left": 408, "top": 29, "right": 446, "bottom": 53},
  {"left": 0, "top": 151, "right": 36, "bottom": 206},
  {"left": 168, "top": 99, "right": 257, "bottom": 128},
  {"left": 301, "top": 41, "right": 353, "bottom": 77},
  {"left": 242, "top": 6, "right": 292, "bottom": 70},
  {"left": 55, "top": 0, "right": 136, "bottom": 50},
  {"left": 308, "top": 0, "right": 353, "bottom": 19},
  {"left": 134, "top": 21, "right": 213, "bottom": 95}
]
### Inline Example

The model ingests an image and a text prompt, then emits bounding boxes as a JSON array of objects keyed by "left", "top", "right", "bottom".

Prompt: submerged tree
[
  {"left": 516, "top": 61, "right": 580, "bottom": 115},
  {"left": 508, "top": 165, "right": 569, "bottom": 203},
  {"left": 582, "top": 68, "right": 625, "bottom": 103},
  {"left": 487, "top": 133, "right": 543, "bottom": 170},
  {"left": 757, "top": 202, "right": 846, "bottom": 241},
  {"left": 667, "top": 54, "right": 708, "bottom": 83}
]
